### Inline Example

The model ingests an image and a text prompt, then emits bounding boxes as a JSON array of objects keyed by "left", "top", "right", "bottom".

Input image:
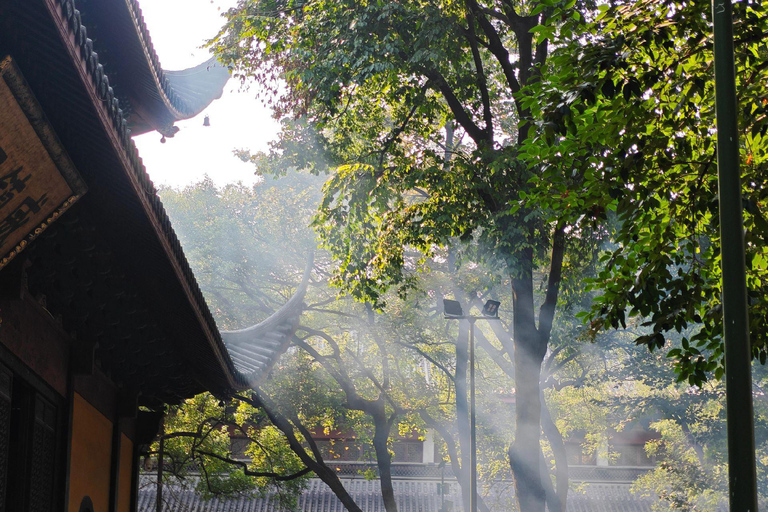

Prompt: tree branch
[
  {"left": 533, "top": 11, "right": 549, "bottom": 69},
  {"left": 473, "top": 325, "right": 514, "bottom": 378},
  {"left": 469, "top": 295, "right": 514, "bottom": 359},
  {"left": 467, "top": 0, "right": 522, "bottom": 94},
  {"left": 378, "top": 89, "right": 428, "bottom": 168},
  {"left": 538, "top": 226, "right": 566, "bottom": 343},
  {"left": 159, "top": 431, "right": 203, "bottom": 441},
  {"left": 396, "top": 340, "right": 456, "bottom": 383},
  {"left": 464, "top": 4, "right": 494, "bottom": 142},
  {"left": 196, "top": 450, "right": 312, "bottom": 481},
  {"left": 228, "top": 393, "right": 365, "bottom": 512},
  {"left": 420, "top": 410, "right": 463, "bottom": 481},
  {"left": 481, "top": 7, "right": 511, "bottom": 25},
  {"left": 234, "top": 392, "right": 326, "bottom": 469},
  {"left": 292, "top": 334, "right": 380, "bottom": 413},
  {"left": 423, "top": 68, "right": 487, "bottom": 146}
]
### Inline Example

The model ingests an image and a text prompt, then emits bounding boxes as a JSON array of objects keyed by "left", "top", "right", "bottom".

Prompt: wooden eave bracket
[{"left": 70, "top": 337, "right": 98, "bottom": 376}]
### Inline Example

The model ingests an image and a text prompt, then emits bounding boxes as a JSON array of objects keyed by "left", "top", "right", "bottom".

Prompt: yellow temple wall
[
  {"left": 118, "top": 434, "right": 134, "bottom": 512},
  {"left": 69, "top": 393, "right": 113, "bottom": 512}
]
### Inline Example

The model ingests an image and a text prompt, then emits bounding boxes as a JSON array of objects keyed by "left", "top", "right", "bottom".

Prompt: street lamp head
[
  {"left": 443, "top": 299, "right": 464, "bottom": 318},
  {"left": 482, "top": 300, "right": 500, "bottom": 318}
]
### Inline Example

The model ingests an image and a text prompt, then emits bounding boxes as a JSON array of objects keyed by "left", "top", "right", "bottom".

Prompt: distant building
[
  {"left": 136, "top": 467, "right": 657, "bottom": 512},
  {"left": 138, "top": 426, "right": 659, "bottom": 511}
]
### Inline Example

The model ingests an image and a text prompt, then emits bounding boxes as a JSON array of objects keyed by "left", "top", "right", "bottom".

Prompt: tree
[
  {"left": 385, "top": 262, "right": 518, "bottom": 512},
  {"left": 541, "top": 322, "right": 768, "bottom": 511},
  {"left": 158, "top": 175, "right": 320, "bottom": 329},
  {"left": 520, "top": 0, "right": 768, "bottom": 383},
  {"left": 156, "top": 168, "right": 768, "bottom": 511},
  {"left": 160, "top": 174, "right": 561, "bottom": 511},
  {"left": 149, "top": 375, "right": 316, "bottom": 510},
  {"left": 157, "top": 176, "right": 373, "bottom": 511},
  {"left": 210, "top": 1, "right": 600, "bottom": 509},
  {"left": 159, "top": 176, "right": 445, "bottom": 512}
]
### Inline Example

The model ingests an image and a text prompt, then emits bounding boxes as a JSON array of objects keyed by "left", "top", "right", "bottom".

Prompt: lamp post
[
  {"left": 711, "top": 0, "right": 758, "bottom": 508},
  {"left": 443, "top": 299, "right": 501, "bottom": 512},
  {"left": 438, "top": 460, "right": 446, "bottom": 512}
]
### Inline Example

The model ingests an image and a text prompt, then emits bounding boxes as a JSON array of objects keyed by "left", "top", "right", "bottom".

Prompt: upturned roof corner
[
  {"left": 222, "top": 254, "right": 313, "bottom": 388},
  {"left": 76, "top": 0, "right": 231, "bottom": 138}
]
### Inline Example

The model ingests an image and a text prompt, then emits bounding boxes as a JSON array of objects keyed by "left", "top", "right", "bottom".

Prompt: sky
[{"left": 133, "top": 0, "right": 279, "bottom": 188}]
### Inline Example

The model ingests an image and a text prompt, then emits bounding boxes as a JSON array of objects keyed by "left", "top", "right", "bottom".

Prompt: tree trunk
[
  {"left": 509, "top": 267, "right": 547, "bottom": 512},
  {"left": 242, "top": 392, "right": 364, "bottom": 512},
  {"left": 422, "top": 413, "right": 493, "bottom": 512},
  {"left": 454, "top": 319, "right": 473, "bottom": 512},
  {"left": 541, "top": 391, "right": 568, "bottom": 511},
  {"left": 313, "top": 464, "right": 366, "bottom": 512},
  {"left": 539, "top": 449, "right": 561, "bottom": 512},
  {"left": 372, "top": 410, "right": 398, "bottom": 512}
]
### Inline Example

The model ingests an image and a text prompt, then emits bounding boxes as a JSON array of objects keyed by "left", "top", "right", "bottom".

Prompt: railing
[
  {"left": 569, "top": 465, "right": 652, "bottom": 483},
  {"left": 319, "top": 462, "right": 652, "bottom": 482}
]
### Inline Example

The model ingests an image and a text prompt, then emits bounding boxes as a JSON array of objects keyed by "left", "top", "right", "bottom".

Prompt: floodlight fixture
[
  {"left": 443, "top": 299, "right": 464, "bottom": 318},
  {"left": 482, "top": 300, "right": 500, "bottom": 318}
]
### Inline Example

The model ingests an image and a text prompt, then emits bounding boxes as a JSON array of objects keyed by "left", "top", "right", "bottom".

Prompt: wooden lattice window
[
  {"left": 0, "top": 358, "right": 63, "bottom": 511},
  {"left": 0, "top": 365, "right": 12, "bottom": 512}
]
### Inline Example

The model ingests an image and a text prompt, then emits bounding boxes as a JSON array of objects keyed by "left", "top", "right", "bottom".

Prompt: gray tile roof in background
[{"left": 137, "top": 476, "right": 658, "bottom": 512}]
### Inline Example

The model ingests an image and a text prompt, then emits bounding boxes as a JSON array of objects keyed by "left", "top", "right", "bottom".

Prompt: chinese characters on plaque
[{"left": 0, "top": 56, "right": 86, "bottom": 269}]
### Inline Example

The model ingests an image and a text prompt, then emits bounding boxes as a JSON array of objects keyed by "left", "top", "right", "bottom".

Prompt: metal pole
[
  {"left": 441, "top": 463, "right": 446, "bottom": 512},
  {"left": 712, "top": 0, "right": 758, "bottom": 509},
  {"left": 156, "top": 418, "right": 164, "bottom": 512},
  {"left": 469, "top": 319, "right": 477, "bottom": 512}
]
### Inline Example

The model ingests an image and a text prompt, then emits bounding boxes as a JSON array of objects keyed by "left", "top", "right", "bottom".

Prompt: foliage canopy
[{"left": 521, "top": 0, "right": 768, "bottom": 384}]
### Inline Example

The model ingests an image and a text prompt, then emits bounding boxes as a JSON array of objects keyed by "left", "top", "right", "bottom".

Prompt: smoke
[{"left": 157, "top": 169, "right": 768, "bottom": 511}]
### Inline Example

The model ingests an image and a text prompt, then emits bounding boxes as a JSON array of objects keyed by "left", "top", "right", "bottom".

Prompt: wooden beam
[
  {"left": 108, "top": 418, "right": 121, "bottom": 512},
  {"left": 117, "top": 388, "right": 138, "bottom": 420},
  {"left": 0, "top": 255, "right": 26, "bottom": 300},
  {"left": 135, "top": 409, "right": 164, "bottom": 450},
  {"left": 129, "top": 441, "right": 140, "bottom": 512},
  {"left": 70, "top": 339, "right": 97, "bottom": 376}
]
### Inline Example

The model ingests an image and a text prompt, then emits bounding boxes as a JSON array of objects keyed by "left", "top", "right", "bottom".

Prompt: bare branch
[
  {"left": 467, "top": 0, "right": 522, "bottom": 94},
  {"left": 464, "top": 4, "right": 494, "bottom": 142},
  {"left": 197, "top": 449, "right": 311, "bottom": 481},
  {"left": 537, "top": 226, "right": 566, "bottom": 343},
  {"left": 159, "top": 431, "right": 203, "bottom": 441},
  {"left": 423, "top": 68, "right": 487, "bottom": 146}
]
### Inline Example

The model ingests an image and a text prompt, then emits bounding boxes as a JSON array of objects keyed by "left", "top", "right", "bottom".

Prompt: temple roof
[
  {"left": 137, "top": 477, "right": 659, "bottom": 512},
  {"left": 165, "top": 58, "right": 231, "bottom": 120},
  {"left": 222, "top": 259, "right": 311, "bottom": 386},
  {"left": 77, "top": 0, "right": 231, "bottom": 136},
  {"left": 0, "top": 0, "right": 301, "bottom": 404}
]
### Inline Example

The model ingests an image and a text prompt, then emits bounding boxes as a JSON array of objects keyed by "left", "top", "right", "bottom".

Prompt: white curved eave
[
  {"left": 221, "top": 258, "right": 312, "bottom": 387},
  {"left": 165, "top": 57, "right": 231, "bottom": 118}
]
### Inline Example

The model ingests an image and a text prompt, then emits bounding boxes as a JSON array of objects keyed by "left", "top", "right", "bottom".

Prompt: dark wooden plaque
[{"left": 0, "top": 56, "right": 86, "bottom": 270}]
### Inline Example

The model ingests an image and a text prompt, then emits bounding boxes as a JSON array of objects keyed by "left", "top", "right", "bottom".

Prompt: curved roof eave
[
  {"left": 222, "top": 257, "right": 313, "bottom": 388},
  {"left": 119, "top": 0, "right": 231, "bottom": 133},
  {"left": 165, "top": 57, "right": 230, "bottom": 117},
  {"left": 77, "top": 0, "right": 231, "bottom": 137}
]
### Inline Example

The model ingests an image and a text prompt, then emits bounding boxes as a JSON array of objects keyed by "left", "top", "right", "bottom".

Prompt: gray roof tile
[{"left": 138, "top": 476, "right": 657, "bottom": 512}]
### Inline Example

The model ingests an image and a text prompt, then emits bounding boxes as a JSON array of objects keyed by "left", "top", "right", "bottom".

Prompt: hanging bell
[{"left": 203, "top": 115, "right": 210, "bottom": 127}]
